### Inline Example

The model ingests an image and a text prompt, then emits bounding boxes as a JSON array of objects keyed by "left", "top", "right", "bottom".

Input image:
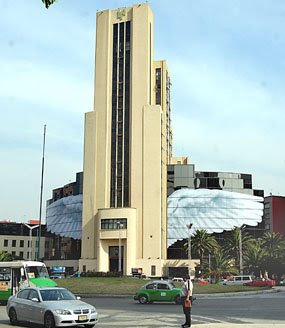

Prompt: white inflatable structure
[
  {"left": 167, "top": 188, "right": 264, "bottom": 247},
  {"left": 46, "top": 188, "right": 264, "bottom": 247}
]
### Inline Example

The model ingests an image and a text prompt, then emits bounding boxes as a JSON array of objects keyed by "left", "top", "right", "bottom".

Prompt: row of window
[
  {"left": 3, "top": 239, "right": 49, "bottom": 248},
  {"left": 3, "top": 240, "right": 34, "bottom": 247},
  {"left": 2, "top": 250, "right": 33, "bottom": 259},
  {"left": 101, "top": 218, "right": 127, "bottom": 230}
]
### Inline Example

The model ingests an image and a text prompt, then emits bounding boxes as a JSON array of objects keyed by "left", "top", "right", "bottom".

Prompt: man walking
[{"left": 180, "top": 274, "right": 193, "bottom": 328}]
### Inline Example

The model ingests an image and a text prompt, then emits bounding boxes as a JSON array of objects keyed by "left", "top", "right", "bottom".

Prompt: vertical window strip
[
  {"left": 155, "top": 68, "right": 161, "bottom": 105},
  {"left": 149, "top": 23, "right": 152, "bottom": 105},
  {"left": 124, "top": 21, "right": 131, "bottom": 207},
  {"left": 110, "top": 23, "right": 118, "bottom": 208},
  {"left": 111, "top": 21, "right": 131, "bottom": 208},
  {"left": 117, "top": 22, "right": 125, "bottom": 208}
]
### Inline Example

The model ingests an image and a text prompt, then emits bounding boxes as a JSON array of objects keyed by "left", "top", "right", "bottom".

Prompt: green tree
[
  {"left": 188, "top": 229, "right": 218, "bottom": 275},
  {"left": 206, "top": 247, "right": 238, "bottom": 282},
  {"left": 243, "top": 239, "right": 267, "bottom": 276},
  {"left": 260, "top": 232, "right": 285, "bottom": 279},
  {"left": 0, "top": 250, "right": 13, "bottom": 262},
  {"left": 224, "top": 227, "right": 253, "bottom": 271},
  {"left": 42, "top": 0, "right": 57, "bottom": 9}
]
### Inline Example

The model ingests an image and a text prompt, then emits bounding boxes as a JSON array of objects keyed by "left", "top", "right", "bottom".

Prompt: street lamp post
[
  {"left": 24, "top": 224, "right": 39, "bottom": 261},
  {"left": 186, "top": 223, "right": 193, "bottom": 276},
  {"left": 239, "top": 227, "right": 243, "bottom": 276},
  {"left": 117, "top": 222, "right": 123, "bottom": 275}
]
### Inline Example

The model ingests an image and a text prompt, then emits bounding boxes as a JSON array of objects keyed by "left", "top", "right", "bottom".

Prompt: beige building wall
[
  {"left": 80, "top": 4, "right": 169, "bottom": 276},
  {"left": 1, "top": 235, "right": 47, "bottom": 261},
  {"left": 171, "top": 157, "right": 189, "bottom": 165}
]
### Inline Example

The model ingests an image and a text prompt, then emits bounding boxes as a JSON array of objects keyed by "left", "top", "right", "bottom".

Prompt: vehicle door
[
  {"left": 242, "top": 276, "right": 251, "bottom": 284},
  {"left": 26, "top": 289, "right": 44, "bottom": 324},
  {"left": 15, "top": 288, "right": 31, "bottom": 321},
  {"left": 144, "top": 283, "right": 157, "bottom": 301},
  {"left": 155, "top": 283, "right": 171, "bottom": 301}
]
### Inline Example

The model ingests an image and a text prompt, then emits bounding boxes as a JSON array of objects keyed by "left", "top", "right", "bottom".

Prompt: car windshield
[
  {"left": 40, "top": 289, "right": 76, "bottom": 301},
  {"left": 26, "top": 266, "right": 49, "bottom": 279}
]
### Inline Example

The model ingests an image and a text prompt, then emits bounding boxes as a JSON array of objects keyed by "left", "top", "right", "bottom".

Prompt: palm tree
[
  {"left": 0, "top": 250, "right": 13, "bottom": 261},
  {"left": 260, "top": 232, "right": 285, "bottom": 279},
  {"left": 243, "top": 239, "right": 267, "bottom": 276},
  {"left": 206, "top": 247, "right": 238, "bottom": 282},
  {"left": 224, "top": 227, "right": 253, "bottom": 270},
  {"left": 188, "top": 229, "right": 218, "bottom": 275},
  {"left": 261, "top": 232, "right": 285, "bottom": 257}
]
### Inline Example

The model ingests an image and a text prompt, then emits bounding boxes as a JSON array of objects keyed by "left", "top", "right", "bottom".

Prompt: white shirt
[{"left": 180, "top": 279, "right": 193, "bottom": 297}]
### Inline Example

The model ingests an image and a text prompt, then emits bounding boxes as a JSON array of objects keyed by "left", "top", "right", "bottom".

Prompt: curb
[{"left": 78, "top": 287, "right": 283, "bottom": 299}]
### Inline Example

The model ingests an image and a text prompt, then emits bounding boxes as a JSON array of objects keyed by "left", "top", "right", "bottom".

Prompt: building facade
[
  {"left": 0, "top": 221, "right": 52, "bottom": 261},
  {"left": 264, "top": 195, "right": 285, "bottom": 236},
  {"left": 47, "top": 172, "right": 83, "bottom": 206},
  {"left": 79, "top": 4, "right": 172, "bottom": 277},
  {"left": 167, "top": 157, "right": 264, "bottom": 197}
]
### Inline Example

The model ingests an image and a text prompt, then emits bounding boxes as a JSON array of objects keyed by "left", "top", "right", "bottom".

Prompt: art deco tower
[{"left": 79, "top": 3, "right": 172, "bottom": 277}]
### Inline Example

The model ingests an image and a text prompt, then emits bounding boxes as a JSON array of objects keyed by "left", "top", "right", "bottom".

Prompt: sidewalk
[{"left": 197, "top": 324, "right": 285, "bottom": 328}]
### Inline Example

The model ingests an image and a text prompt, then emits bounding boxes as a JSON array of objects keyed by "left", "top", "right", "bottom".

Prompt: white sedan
[{"left": 7, "top": 286, "right": 98, "bottom": 328}]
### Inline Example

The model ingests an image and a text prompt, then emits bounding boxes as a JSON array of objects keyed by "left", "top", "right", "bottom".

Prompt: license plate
[{"left": 78, "top": 315, "right": 87, "bottom": 321}]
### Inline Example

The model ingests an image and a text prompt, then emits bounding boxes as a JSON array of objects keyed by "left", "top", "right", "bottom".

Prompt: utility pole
[{"left": 37, "top": 124, "right": 46, "bottom": 261}]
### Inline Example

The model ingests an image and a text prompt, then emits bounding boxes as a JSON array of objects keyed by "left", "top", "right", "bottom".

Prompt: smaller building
[
  {"left": 0, "top": 221, "right": 52, "bottom": 260},
  {"left": 264, "top": 195, "right": 285, "bottom": 236}
]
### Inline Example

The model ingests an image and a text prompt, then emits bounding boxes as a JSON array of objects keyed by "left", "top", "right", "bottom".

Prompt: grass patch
[{"left": 55, "top": 277, "right": 269, "bottom": 295}]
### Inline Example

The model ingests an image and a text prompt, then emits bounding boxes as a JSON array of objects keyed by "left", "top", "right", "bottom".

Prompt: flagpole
[{"left": 37, "top": 124, "right": 46, "bottom": 261}]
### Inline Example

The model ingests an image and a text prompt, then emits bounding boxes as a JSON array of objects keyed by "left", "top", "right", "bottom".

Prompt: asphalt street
[{"left": 0, "top": 290, "right": 285, "bottom": 327}]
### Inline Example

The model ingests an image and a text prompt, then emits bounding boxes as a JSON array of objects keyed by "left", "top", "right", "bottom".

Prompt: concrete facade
[
  {"left": 0, "top": 222, "right": 51, "bottom": 261},
  {"left": 79, "top": 4, "right": 171, "bottom": 277},
  {"left": 264, "top": 195, "right": 285, "bottom": 236}
]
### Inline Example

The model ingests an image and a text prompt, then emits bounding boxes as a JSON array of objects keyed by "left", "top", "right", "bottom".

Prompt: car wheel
[
  {"left": 44, "top": 312, "right": 56, "bottom": 328},
  {"left": 138, "top": 295, "right": 148, "bottom": 304},
  {"left": 9, "top": 308, "right": 18, "bottom": 326},
  {"left": 84, "top": 325, "right": 95, "bottom": 328},
  {"left": 174, "top": 295, "right": 181, "bottom": 304}
]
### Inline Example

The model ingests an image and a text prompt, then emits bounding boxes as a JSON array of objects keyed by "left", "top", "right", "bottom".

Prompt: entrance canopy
[{"left": 167, "top": 188, "right": 263, "bottom": 247}]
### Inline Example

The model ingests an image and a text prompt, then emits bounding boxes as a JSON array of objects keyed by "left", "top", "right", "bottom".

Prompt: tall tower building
[{"left": 79, "top": 3, "right": 171, "bottom": 277}]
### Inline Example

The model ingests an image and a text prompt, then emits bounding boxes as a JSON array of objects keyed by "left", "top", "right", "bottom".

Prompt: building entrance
[{"left": 109, "top": 246, "right": 124, "bottom": 272}]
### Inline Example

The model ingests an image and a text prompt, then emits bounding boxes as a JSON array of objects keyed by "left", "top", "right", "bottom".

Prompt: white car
[
  {"left": 7, "top": 286, "right": 98, "bottom": 327},
  {"left": 223, "top": 275, "right": 253, "bottom": 285},
  {"left": 172, "top": 277, "right": 183, "bottom": 282}
]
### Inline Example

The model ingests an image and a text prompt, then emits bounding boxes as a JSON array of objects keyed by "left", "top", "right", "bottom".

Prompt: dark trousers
[{"left": 181, "top": 296, "right": 192, "bottom": 327}]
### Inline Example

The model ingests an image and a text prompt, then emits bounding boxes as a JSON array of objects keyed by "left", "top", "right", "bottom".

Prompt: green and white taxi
[{"left": 134, "top": 280, "right": 181, "bottom": 304}]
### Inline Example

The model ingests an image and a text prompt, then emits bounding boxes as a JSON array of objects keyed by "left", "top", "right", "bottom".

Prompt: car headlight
[
  {"left": 91, "top": 308, "right": 96, "bottom": 313},
  {"left": 55, "top": 309, "right": 72, "bottom": 315}
]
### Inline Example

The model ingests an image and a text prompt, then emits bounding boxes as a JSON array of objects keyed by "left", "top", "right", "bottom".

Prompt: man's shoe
[{"left": 182, "top": 325, "right": 190, "bottom": 328}]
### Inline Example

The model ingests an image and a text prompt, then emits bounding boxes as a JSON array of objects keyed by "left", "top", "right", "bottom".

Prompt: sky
[{"left": 1, "top": 0, "right": 285, "bottom": 222}]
